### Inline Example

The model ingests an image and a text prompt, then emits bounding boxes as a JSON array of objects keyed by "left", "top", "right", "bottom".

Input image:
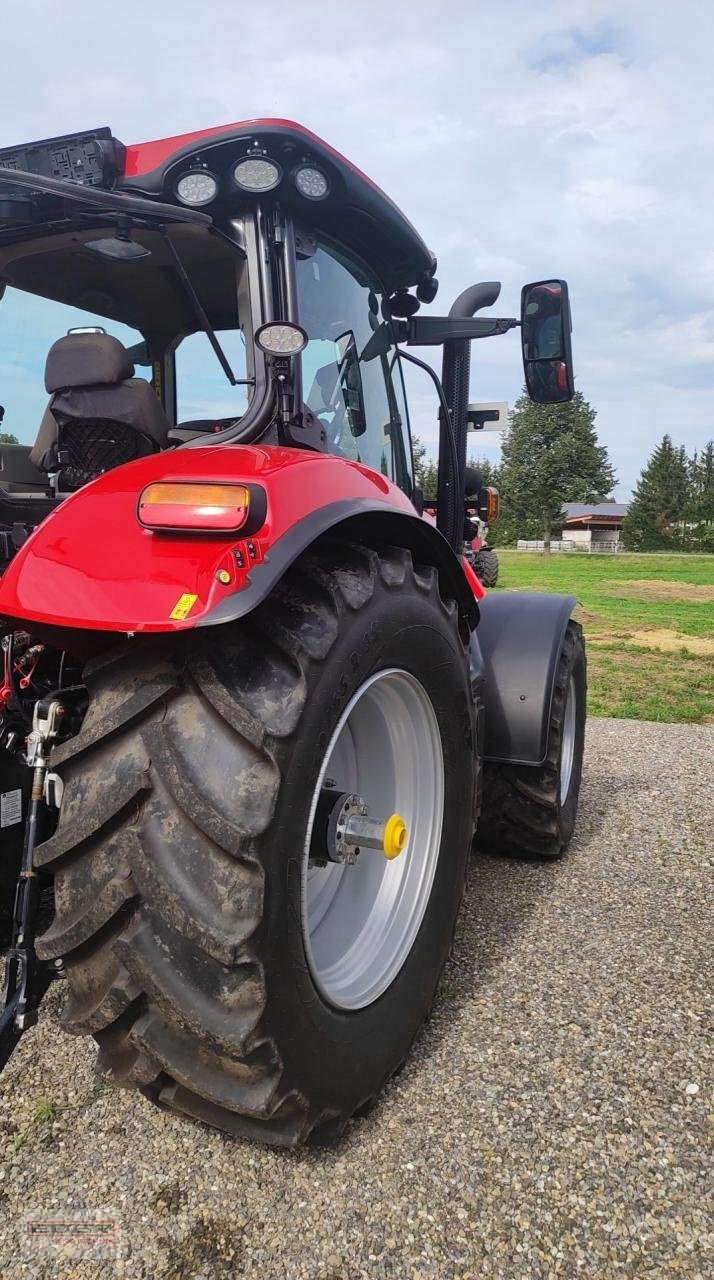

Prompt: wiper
[
  {"left": 0, "top": 165, "right": 212, "bottom": 227},
  {"left": 0, "top": 167, "right": 252, "bottom": 390},
  {"left": 162, "top": 231, "right": 250, "bottom": 389}
]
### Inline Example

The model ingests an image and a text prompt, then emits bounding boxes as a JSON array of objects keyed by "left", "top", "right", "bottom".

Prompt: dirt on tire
[{"left": 35, "top": 540, "right": 476, "bottom": 1146}]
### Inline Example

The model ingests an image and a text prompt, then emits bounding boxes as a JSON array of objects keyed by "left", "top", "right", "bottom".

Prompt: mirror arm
[
  {"left": 402, "top": 316, "right": 519, "bottom": 346},
  {"left": 397, "top": 346, "right": 461, "bottom": 548}
]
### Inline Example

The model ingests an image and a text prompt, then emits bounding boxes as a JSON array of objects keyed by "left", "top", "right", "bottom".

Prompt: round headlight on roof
[
  {"left": 233, "top": 156, "right": 282, "bottom": 193},
  {"left": 254, "top": 322, "right": 308, "bottom": 356},
  {"left": 293, "top": 165, "right": 330, "bottom": 200},
  {"left": 175, "top": 170, "right": 219, "bottom": 206}
]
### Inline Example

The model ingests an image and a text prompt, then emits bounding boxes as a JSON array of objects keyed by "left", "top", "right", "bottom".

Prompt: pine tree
[
  {"left": 411, "top": 436, "right": 439, "bottom": 498},
  {"left": 622, "top": 435, "right": 692, "bottom": 550},
  {"left": 412, "top": 436, "right": 500, "bottom": 501},
  {"left": 466, "top": 454, "right": 500, "bottom": 488},
  {"left": 691, "top": 441, "right": 714, "bottom": 550},
  {"left": 496, "top": 389, "right": 615, "bottom": 550}
]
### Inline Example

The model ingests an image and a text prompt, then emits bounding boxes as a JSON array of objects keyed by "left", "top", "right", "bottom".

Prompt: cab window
[
  {"left": 296, "top": 241, "right": 412, "bottom": 491},
  {"left": 175, "top": 330, "right": 249, "bottom": 425},
  {"left": 0, "top": 287, "right": 141, "bottom": 446}
]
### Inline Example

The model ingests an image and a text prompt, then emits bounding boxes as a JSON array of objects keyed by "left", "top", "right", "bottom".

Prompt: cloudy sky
[{"left": 1, "top": 0, "right": 713, "bottom": 497}]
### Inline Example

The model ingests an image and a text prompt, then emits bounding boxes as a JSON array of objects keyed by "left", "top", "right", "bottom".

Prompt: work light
[
  {"left": 293, "top": 165, "right": 329, "bottom": 200},
  {"left": 255, "top": 322, "right": 308, "bottom": 356},
  {"left": 175, "top": 170, "right": 219, "bottom": 206},
  {"left": 232, "top": 157, "right": 282, "bottom": 193}
]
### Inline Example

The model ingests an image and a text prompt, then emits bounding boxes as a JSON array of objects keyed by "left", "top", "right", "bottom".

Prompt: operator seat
[{"left": 30, "top": 333, "right": 170, "bottom": 491}]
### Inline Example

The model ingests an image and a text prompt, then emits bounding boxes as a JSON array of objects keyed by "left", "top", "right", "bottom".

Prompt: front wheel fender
[{"left": 471, "top": 591, "right": 578, "bottom": 766}]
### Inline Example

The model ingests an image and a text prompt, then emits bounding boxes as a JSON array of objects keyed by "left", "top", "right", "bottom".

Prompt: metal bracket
[{"left": 0, "top": 696, "right": 68, "bottom": 1072}]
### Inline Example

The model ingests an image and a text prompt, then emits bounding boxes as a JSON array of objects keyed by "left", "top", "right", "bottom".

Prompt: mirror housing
[
  {"left": 520, "top": 279, "right": 574, "bottom": 404},
  {"left": 335, "top": 330, "right": 367, "bottom": 438}
]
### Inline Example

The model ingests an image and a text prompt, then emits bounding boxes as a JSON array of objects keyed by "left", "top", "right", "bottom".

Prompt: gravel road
[{"left": 0, "top": 718, "right": 711, "bottom": 1279}]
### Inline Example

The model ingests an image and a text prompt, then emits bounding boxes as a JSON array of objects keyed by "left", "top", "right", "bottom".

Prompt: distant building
[
  {"left": 517, "top": 502, "right": 629, "bottom": 553},
  {"left": 561, "top": 502, "right": 629, "bottom": 551}
]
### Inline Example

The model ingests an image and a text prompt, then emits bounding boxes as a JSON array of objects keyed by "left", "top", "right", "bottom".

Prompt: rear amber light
[
  {"left": 138, "top": 482, "right": 251, "bottom": 531},
  {"left": 482, "top": 486, "right": 499, "bottom": 524}
]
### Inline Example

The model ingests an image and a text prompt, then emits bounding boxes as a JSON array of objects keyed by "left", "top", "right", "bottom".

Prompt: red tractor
[{"left": 0, "top": 121, "right": 584, "bottom": 1146}]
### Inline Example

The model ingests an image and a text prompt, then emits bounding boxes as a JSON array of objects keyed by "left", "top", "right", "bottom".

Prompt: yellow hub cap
[{"left": 383, "top": 813, "right": 408, "bottom": 860}]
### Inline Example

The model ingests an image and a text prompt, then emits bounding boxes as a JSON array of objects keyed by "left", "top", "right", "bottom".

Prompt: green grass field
[{"left": 493, "top": 552, "right": 714, "bottom": 724}]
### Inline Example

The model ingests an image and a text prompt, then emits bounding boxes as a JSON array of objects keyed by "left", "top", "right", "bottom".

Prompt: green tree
[
  {"left": 411, "top": 435, "right": 439, "bottom": 498},
  {"left": 466, "top": 453, "right": 500, "bottom": 489},
  {"left": 622, "top": 434, "right": 692, "bottom": 550},
  {"left": 497, "top": 389, "right": 615, "bottom": 550},
  {"left": 412, "top": 437, "right": 501, "bottom": 501},
  {"left": 0, "top": 432, "right": 19, "bottom": 444},
  {"left": 689, "top": 440, "right": 714, "bottom": 551}
]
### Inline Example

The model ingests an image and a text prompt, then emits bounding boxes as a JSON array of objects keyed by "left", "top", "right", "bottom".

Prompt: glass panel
[
  {"left": 296, "top": 242, "right": 411, "bottom": 490},
  {"left": 0, "top": 287, "right": 140, "bottom": 446},
  {"left": 175, "top": 330, "right": 249, "bottom": 426}
]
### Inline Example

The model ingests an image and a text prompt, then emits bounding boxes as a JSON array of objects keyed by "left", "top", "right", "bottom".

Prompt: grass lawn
[{"left": 493, "top": 552, "right": 714, "bottom": 724}]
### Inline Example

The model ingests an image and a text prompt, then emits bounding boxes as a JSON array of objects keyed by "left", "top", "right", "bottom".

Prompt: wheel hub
[{"left": 309, "top": 788, "right": 408, "bottom": 865}]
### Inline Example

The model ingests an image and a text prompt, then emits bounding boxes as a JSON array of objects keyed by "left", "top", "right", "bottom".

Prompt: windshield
[{"left": 296, "top": 240, "right": 413, "bottom": 492}]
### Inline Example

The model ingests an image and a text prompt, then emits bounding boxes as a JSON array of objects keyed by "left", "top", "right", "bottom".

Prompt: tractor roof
[{"left": 0, "top": 120, "right": 436, "bottom": 295}]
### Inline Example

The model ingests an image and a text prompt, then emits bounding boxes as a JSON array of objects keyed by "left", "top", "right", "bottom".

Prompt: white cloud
[{"left": 1, "top": 0, "right": 713, "bottom": 495}]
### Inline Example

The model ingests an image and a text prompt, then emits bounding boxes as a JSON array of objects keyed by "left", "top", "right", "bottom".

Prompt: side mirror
[
  {"left": 520, "top": 279, "right": 574, "bottom": 404},
  {"left": 335, "top": 330, "right": 367, "bottom": 438}
]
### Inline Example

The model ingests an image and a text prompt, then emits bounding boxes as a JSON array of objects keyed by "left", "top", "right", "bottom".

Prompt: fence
[{"left": 516, "top": 539, "right": 623, "bottom": 554}]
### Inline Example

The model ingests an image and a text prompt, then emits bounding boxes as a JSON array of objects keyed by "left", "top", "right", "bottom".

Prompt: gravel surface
[{"left": 0, "top": 717, "right": 711, "bottom": 1279}]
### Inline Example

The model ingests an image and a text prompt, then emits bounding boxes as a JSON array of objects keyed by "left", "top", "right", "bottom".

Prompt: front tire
[
  {"left": 36, "top": 542, "right": 476, "bottom": 1146},
  {"left": 477, "top": 620, "right": 586, "bottom": 859},
  {"left": 472, "top": 546, "right": 499, "bottom": 588}
]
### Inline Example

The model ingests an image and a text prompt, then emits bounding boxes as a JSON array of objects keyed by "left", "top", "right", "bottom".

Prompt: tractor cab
[
  {"left": 0, "top": 120, "right": 574, "bottom": 570},
  {"left": 0, "top": 120, "right": 441, "bottom": 567}
]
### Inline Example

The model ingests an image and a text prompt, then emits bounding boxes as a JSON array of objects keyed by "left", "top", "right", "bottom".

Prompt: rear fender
[
  {"left": 472, "top": 591, "right": 577, "bottom": 766},
  {"left": 203, "top": 505, "right": 480, "bottom": 631},
  {"left": 0, "top": 444, "right": 479, "bottom": 636}
]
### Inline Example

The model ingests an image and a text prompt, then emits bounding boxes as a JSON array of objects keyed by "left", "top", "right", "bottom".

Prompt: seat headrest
[{"left": 45, "top": 333, "right": 135, "bottom": 393}]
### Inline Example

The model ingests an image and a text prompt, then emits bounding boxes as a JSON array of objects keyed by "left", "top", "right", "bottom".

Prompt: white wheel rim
[
  {"left": 560, "top": 676, "right": 576, "bottom": 804},
  {"left": 302, "top": 668, "right": 445, "bottom": 1010}
]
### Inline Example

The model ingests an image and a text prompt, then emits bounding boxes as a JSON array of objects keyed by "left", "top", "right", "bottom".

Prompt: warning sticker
[
  {"left": 169, "top": 593, "right": 198, "bottom": 621},
  {"left": 1, "top": 789, "right": 22, "bottom": 829}
]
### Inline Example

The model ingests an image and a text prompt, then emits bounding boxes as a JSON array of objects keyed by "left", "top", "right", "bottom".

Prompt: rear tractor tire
[
  {"left": 477, "top": 620, "right": 586, "bottom": 859},
  {"left": 35, "top": 542, "right": 477, "bottom": 1146},
  {"left": 472, "top": 546, "right": 499, "bottom": 588}
]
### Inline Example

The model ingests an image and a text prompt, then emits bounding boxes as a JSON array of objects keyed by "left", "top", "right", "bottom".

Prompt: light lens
[
  {"left": 293, "top": 165, "right": 329, "bottom": 200},
  {"left": 175, "top": 171, "right": 218, "bottom": 206},
  {"left": 139, "top": 482, "right": 250, "bottom": 531},
  {"left": 255, "top": 322, "right": 308, "bottom": 356},
  {"left": 482, "top": 486, "right": 499, "bottom": 524},
  {"left": 232, "top": 157, "right": 282, "bottom": 192},
  {"left": 85, "top": 237, "right": 150, "bottom": 261}
]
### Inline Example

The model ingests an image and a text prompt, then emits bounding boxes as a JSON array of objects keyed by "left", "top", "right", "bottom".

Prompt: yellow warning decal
[{"left": 169, "top": 593, "right": 198, "bottom": 621}]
